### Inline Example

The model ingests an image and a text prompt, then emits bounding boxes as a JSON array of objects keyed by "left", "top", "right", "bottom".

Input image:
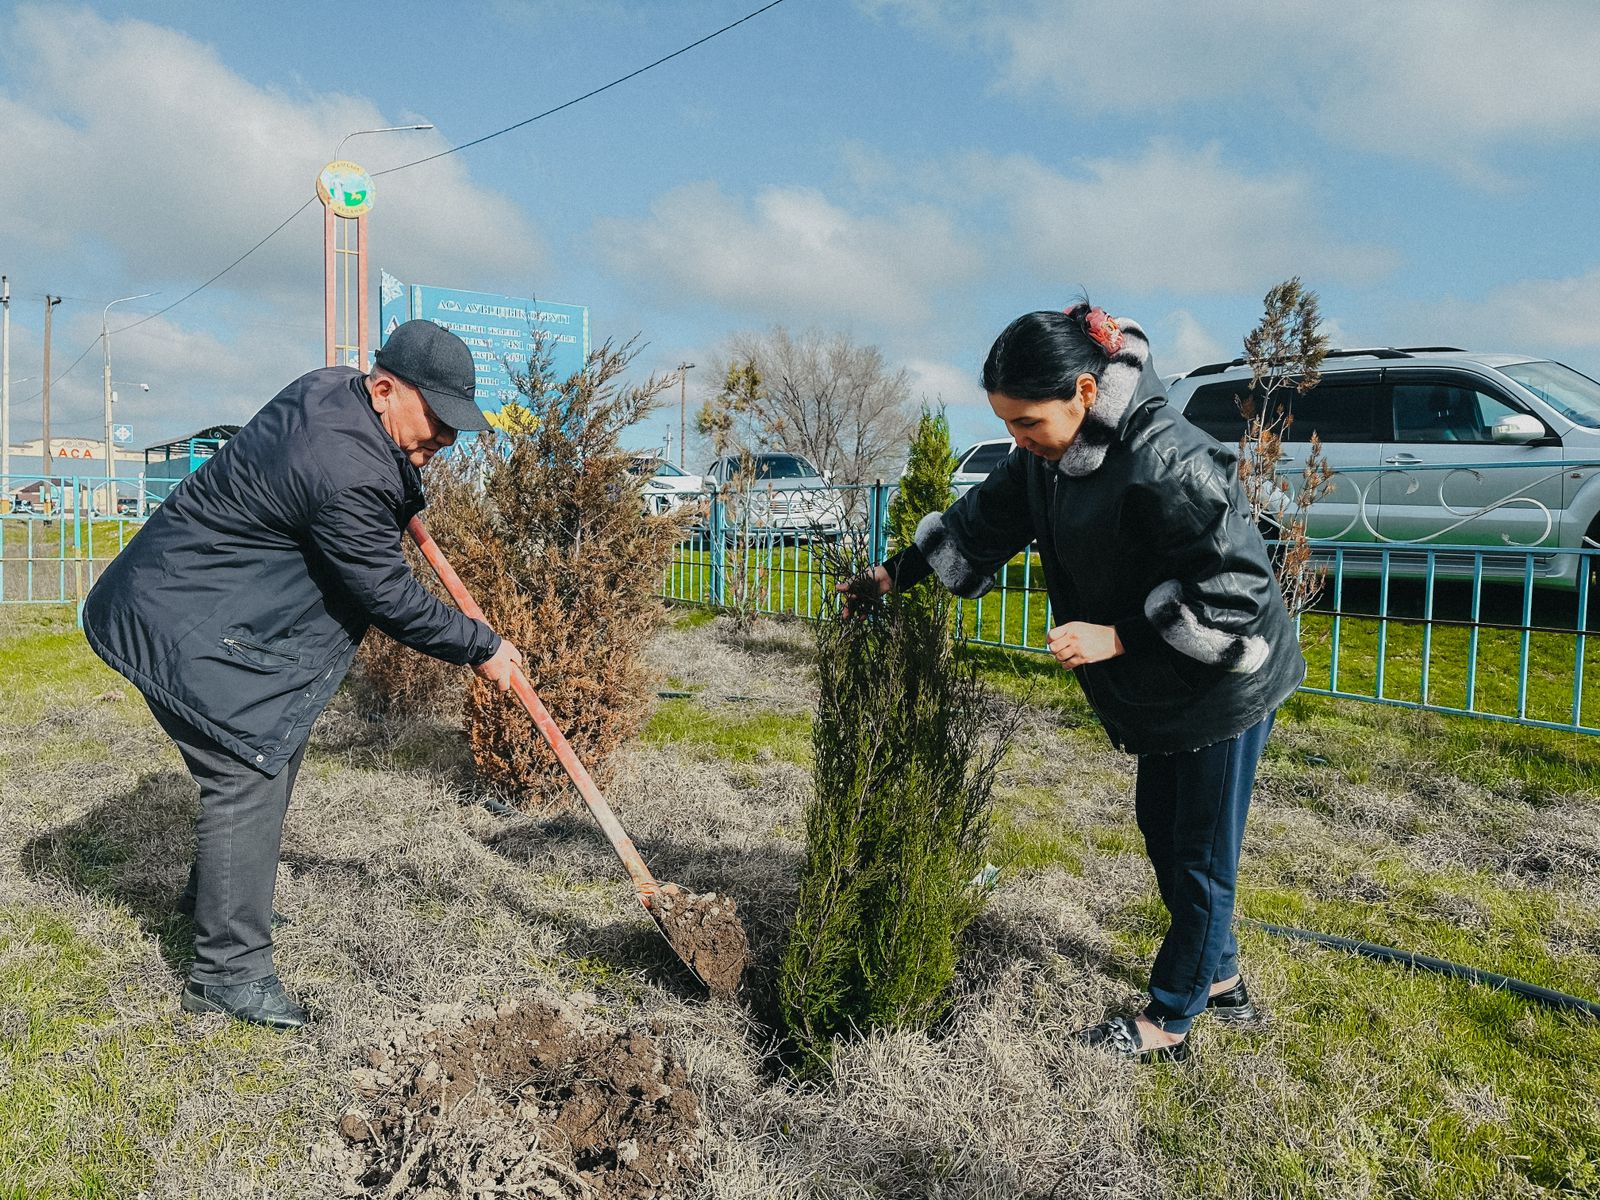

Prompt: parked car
[
  {"left": 115, "top": 497, "right": 141, "bottom": 517},
  {"left": 703, "top": 452, "right": 845, "bottom": 540},
  {"left": 1166, "top": 347, "right": 1600, "bottom": 587},
  {"left": 952, "top": 438, "right": 1016, "bottom": 491},
  {"left": 626, "top": 455, "right": 705, "bottom": 516},
  {"left": 8, "top": 498, "right": 38, "bottom": 515}
]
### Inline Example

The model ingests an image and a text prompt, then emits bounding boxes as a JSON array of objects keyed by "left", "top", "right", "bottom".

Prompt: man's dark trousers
[
  {"left": 148, "top": 701, "right": 309, "bottom": 986},
  {"left": 1135, "top": 711, "right": 1275, "bottom": 1033}
]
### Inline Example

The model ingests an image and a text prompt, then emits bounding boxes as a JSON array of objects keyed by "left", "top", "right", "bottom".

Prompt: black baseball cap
[{"left": 372, "top": 319, "right": 492, "bottom": 432}]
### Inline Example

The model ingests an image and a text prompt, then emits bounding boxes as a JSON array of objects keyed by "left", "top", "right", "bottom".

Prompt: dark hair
[{"left": 980, "top": 304, "right": 1110, "bottom": 400}]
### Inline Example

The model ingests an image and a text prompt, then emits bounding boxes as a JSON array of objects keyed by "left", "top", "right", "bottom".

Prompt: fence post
[
  {"left": 868, "top": 479, "right": 888, "bottom": 562},
  {"left": 708, "top": 485, "right": 726, "bottom": 607}
]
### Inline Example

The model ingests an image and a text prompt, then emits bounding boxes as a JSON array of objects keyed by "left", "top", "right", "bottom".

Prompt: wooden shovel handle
[{"left": 406, "top": 516, "right": 662, "bottom": 905}]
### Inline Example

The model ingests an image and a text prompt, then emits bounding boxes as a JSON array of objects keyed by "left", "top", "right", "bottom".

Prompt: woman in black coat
[{"left": 844, "top": 304, "right": 1306, "bottom": 1061}]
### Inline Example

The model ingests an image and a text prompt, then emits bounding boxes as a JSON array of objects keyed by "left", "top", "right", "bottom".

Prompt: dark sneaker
[
  {"left": 175, "top": 893, "right": 291, "bottom": 929},
  {"left": 1206, "top": 977, "right": 1265, "bottom": 1026},
  {"left": 181, "top": 975, "right": 310, "bottom": 1031},
  {"left": 1072, "top": 1015, "right": 1190, "bottom": 1062}
]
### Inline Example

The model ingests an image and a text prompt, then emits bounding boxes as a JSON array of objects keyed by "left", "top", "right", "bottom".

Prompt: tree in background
[
  {"left": 1236, "top": 278, "right": 1334, "bottom": 618},
  {"left": 695, "top": 327, "right": 915, "bottom": 483},
  {"left": 887, "top": 405, "right": 957, "bottom": 553},
  {"left": 778, "top": 426, "right": 1012, "bottom": 1072}
]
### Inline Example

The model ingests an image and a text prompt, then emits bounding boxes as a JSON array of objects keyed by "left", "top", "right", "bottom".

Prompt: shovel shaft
[{"left": 407, "top": 516, "right": 661, "bottom": 904}]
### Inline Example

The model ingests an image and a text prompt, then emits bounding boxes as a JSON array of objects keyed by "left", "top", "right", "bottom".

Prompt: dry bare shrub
[
  {"left": 1237, "top": 277, "right": 1335, "bottom": 619},
  {"left": 441, "top": 339, "right": 687, "bottom": 809}
]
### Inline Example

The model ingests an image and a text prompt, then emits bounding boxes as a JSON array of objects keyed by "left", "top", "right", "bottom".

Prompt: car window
[
  {"left": 653, "top": 462, "right": 687, "bottom": 478},
  {"left": 754, "top": 455, "right": 815, "bottom": 479},
  {"left": 1496, "top": 360, "right": 1600, "bottom": 429},
  {"left": 1184, "top": 376, "right": 1383, "bottom": 444},
  {"left": 1391, "top": 382, "right": 1521, "bottom": 444},
  {"left": 958, "top": 443, "right": 1012, "bottom": 475},
  {"left": 1183, "top": 382, "right": 1250, "bottom": 443}
]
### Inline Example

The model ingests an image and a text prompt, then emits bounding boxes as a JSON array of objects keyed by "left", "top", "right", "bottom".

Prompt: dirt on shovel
[{"left": 649, "top": 884, "right": 749, "bottom": 999}]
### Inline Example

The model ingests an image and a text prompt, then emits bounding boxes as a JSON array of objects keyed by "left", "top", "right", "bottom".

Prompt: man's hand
[
  {"left": 474, "top": 639, "right": 524, "bottom": 692},
  {"left": 834, "top": 565, "right": 892, "bottom": 618},
  {"left": 1046, "top": 621, "right": 1123, "bottom": 670}
]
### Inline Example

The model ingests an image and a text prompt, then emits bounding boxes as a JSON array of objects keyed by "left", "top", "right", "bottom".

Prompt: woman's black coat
[{"left": 910, "top": 321, "right": 1305, "bottom": 755}]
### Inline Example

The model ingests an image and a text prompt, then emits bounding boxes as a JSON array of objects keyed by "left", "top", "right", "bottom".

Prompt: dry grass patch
[{"left": 3, "top": 607, "right": 1599, "bottom": 1198}]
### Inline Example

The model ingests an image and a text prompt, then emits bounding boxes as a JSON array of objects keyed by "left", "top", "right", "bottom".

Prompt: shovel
[{"left": 405, "top": 515, "right": 711, "bottom": 990}]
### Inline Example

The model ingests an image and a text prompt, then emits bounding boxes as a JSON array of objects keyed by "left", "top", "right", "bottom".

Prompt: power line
[
  {"left": 18, "top": 0, "right": 789, "bottom": 402},
  {"left": 374, "top": 0, "right": 788, "bottom": 178}
]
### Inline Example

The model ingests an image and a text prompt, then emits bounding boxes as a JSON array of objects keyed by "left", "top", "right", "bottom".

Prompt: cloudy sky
[{"left": 2, "top": 0, "right": 1598, "bottom": 464}]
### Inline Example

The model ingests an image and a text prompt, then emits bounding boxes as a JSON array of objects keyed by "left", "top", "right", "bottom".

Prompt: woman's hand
[
  {"left": 1046, "top": 621, "right": 1123, "bottom": 670},
  {"left": 835, "top": 565, "right": 891, "bottom": 618}
]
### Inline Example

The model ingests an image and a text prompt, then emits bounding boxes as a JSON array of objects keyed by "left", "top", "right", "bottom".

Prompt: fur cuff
[
  {"left": 914, "top": 511, "right": 997, "bottom": 600},
  {"left": 1144, "top": 580, "right": 1268, "bottom": 674},
  {"left": 1057, "top": 317, "right": 1149, "bottom": 479}
]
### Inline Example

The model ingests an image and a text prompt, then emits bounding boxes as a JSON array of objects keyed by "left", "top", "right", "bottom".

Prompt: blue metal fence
[
  {"left": 9, "top": 465, "right": 1598, "bottom": 738},
  {"left": 660, "top": 475, "right": 1600, "bottom": 737},
  {"left": 0, "top": 473, "right": 150, "bottom": 605}
]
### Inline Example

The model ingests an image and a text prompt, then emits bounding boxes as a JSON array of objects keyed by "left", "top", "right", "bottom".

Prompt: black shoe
[
  {"left": 174, "top": 894, "right": 291, "bottom": 929},
  {"left": 1072, "top": 1015, "right": 1190, "bottom": 1062},
  {"left": 1206, "top": 978, "right": 1265, "bottom": 1026},
  {"left": 181, "top": 974, "right": 310, "bottom": 1031}
]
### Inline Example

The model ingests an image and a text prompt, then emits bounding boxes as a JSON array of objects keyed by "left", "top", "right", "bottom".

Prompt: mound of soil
[
  {"left": 650, "top": 884, "right": 749, "bottom": 998},
  {"left": 337, "top": 997, "right": 702, "bottom": 1199}
]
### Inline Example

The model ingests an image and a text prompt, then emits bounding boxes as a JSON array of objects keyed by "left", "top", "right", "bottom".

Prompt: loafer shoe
[
  {"left": 1206, "top": 978, "right": 1265, "bottom": 1026},
  {"left": 1072, "top": 1015, "right": 1190, "bottom": 1062},
  {"left": 181, "top": 974, "right": 309, "bottom": 1031}
]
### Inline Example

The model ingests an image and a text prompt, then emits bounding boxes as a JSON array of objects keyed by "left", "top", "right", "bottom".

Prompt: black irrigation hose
[{"left": 1242, "top": 918, "right": 1600, "bottom": 1020}]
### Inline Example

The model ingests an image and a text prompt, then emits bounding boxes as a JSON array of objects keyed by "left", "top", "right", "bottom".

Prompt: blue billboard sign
[{"left": 379, "top": 271, "right": 589, "bottom": 415}]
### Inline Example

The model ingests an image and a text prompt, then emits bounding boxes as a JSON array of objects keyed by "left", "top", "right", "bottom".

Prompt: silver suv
[{"left": 1167, "top": 347, "right": 1600, "bottom": 587}]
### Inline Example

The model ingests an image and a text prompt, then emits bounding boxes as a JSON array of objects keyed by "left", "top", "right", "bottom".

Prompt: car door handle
[{"left": 1384, "top": 454, "right": 1423, "bottom": 465}]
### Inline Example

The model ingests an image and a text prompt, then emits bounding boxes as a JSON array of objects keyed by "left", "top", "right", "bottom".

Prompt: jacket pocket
[
  {"left": 220, "top": 633, "right": 304, "bottom": 672},
  {"left": 1092, "top": 647, "right": 1197, "bottom": 709}
]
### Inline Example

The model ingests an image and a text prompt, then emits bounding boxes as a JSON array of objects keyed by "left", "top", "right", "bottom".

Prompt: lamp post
[
  {"left": 1, "top": 276, "right": 10, "bottom": 492},
  {"left": 333, "top": 123, "right": 433, "bottom": 160},
  {"left": 677, "top": 362, "right": 695, "bottom": 469},
  {"left": 103, "top": 293, "right": 155, "bottom": 488}
]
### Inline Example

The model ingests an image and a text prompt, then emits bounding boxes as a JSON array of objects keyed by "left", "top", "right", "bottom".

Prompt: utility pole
[
  {"left": 42, "top": 295, "right": 60, "bottom": 483},
  {"left": 677, "top": 362, "right": 695, "bottom": 469},
  {"left": 1, "top": 276, "right": 10, "bottom": 493}
]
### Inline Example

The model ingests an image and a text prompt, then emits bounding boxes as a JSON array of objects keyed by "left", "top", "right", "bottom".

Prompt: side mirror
[{"left": 1492, "top": 413, "right": 1546, "bottom": 444}]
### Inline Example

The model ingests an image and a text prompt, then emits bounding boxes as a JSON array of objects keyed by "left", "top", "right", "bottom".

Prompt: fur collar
[{"left": 1055, "top": 317, "right": 1157, "bottom": 478}]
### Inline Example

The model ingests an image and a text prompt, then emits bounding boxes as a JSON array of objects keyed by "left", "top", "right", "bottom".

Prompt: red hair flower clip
[{"left": 1082, "top": 306, "right": 1124, "bottom": 356}]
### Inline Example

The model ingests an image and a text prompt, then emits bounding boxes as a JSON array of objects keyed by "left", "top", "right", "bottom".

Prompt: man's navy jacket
[{"left": 83, "top": 367, "right": 499, "bottom": 776}]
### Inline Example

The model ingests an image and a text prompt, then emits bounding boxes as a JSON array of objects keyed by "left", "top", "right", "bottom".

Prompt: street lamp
[
  {"left": 677, "top": 362, "right": 696, "bottom": 469},
  {"left": 333, "top": 123, "right": 434, "bottom": 160},
  {"left": 103, "top": 293, "right": 155, "bottom": 487}
]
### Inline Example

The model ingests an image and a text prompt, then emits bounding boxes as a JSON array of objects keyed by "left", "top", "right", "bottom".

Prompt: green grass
[
  {"left": 643, "top": 696, "right": 813, "bottom": 766},
  {"left": 0, "top": 607, "right": 126, "bottom": 708},
  {"left": 0, "top": 906, "right": 170, "bottom": 1198}
]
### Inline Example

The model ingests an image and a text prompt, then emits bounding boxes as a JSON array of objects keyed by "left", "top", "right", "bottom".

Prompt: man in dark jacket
[{"left": 83, "top": 320, "right": 522, "bottom": 1030}]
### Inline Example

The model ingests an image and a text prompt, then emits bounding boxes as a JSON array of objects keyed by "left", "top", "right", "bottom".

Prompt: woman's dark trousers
[
  {"left": 1134, "top": 711, "right": 1275, "bottom": 1034},
  {"left": 147, "top": 701, "right": 308, "bottom": 987}
]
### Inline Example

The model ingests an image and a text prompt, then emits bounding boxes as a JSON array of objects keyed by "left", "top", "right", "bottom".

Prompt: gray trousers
[{"left": 147, "top": 700, "right": 309, "bottom": 986}]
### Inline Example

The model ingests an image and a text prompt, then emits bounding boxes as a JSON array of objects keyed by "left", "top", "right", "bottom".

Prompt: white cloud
[
  {"left": 976, "top": 143, "right": 1394, "bottom": 294},
  {"left": 0, "top": 7, "right": 545, "bottom": 311},
  {"left": 594, "top": 181, "right": 981, "bottom": 327},
  {"left": 902, "top": 357, "right": 981, "bottom": 406},
  {"left": 1412, "top": 267, "right": 1600, "bottom": 355},
  {"left": 1163, "top": 311, "right": 1229, "bottom": 375},
  {"left": 0, "top": 6, "right": 553, "bottom": 448},
  {"left": 868, "top": 0, "right": 1600, "bottom": 178}
]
